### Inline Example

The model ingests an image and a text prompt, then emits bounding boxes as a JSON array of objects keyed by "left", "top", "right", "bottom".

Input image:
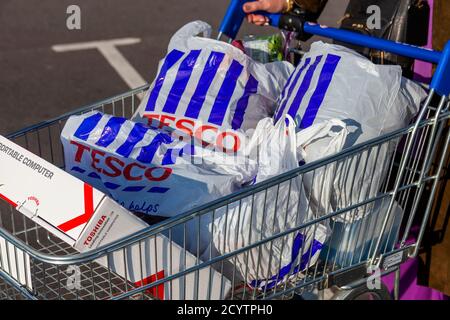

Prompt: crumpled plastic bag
[
  {"left": 61, "top": 111, "right": 257, "bottom": 220},
  {"left": 208, "top": 116, "right": 329, "bottom": 290},
  {"left": 274, "top": 41, "right": 427, "bottom": 222},
  {"left": 133, "top": 21, "right": 295, "bottom": 154}
]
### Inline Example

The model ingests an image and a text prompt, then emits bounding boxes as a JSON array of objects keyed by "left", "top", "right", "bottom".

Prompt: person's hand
[{"left": 243, "top": 0, "right": 287, "bottom": 26}]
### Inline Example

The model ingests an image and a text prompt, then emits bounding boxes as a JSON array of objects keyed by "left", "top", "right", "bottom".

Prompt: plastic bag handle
[
  {"left": 295, "top": 119, "right": 348, "bottom": 161},
  {"left": 168, "top": 21, "right": 212, "bottom": 52}
]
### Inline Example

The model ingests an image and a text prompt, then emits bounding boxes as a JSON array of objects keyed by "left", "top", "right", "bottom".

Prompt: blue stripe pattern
[
  {"left": 231, "top": 74, "right": 259, "bottom": 130},
  {"left": 148, "top": 187, "right": 170, "bottom": 193},
  {"left": 184, "top": 51, "right": 225, "bottom": 119},
  {"left": 123, "top": 186, "right": 146, "bottom": 192},
  {"left": 88, "top": 172, "right": 101, "bottom": 179},
  {"left": 116, "top": 123, "right": 149, "bottom": 158},
  {"left": 162, "top": 50, "right": 202, "bottom": 114},
  {"left": 137, "top": 132, "right": 173, "bottom": 164},
  {"left": 276, "top": 64, "right": 297, "bottom": 105},
  {"left": 208, "top": 60, "right": 244, "bottom": 126},
  {"left": 71, "top": 166, "right": 86, "bottom": 174},
  {"left": 95, "top": 117, "right": 126, "bottom": 148},
  {"left": 104, "top": 182, "right": 121, "bottom": 190},
  {"left": 161, "top": 148, "right": 178, "bottom": 165},
  {"left": 286, "top": 55, "right": 323, "bottom": 120},
  {"left": 274, "top": 58, "right": 311, "bottom": 123},
  {"left": 145, "top": 49, "right": 185, "bottom": 111},
  {"left": 250, "top": 233, "right": 323, "bottom": 290},
  {"left": 73, "top": 113, "right": 102, "bottom": 141},
  {"left": 299, "top": 54, "right": 341, "bottom": 129}
]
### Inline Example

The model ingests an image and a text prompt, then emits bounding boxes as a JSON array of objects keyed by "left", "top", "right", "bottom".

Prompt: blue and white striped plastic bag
[
  {"left": 209, "top": 116, "right": 329, "bottom": 290},
  {"left": 61, "top": 111, "right": 257, "bottom": 221},
  {"left": 274, "top": 41, "right": 427, "bottom": 222},
  {"left": 274, "top": 41, "right": 426, "bottom": 136},
  {"left": 133, "top": 21, "right": 294, "bottom": 154}
]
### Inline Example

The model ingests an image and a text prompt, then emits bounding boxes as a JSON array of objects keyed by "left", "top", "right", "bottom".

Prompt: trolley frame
[{"left": 1, "top": 4, "right": 450, "bottom": 300}]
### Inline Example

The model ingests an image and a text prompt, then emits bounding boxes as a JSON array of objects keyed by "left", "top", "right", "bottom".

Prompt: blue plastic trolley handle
[
  {"left": 218, "top": 0, "right": 450, "bottom": 96},
  {"left": 218, "top": 0, "right": 281, "bottom": 40}
]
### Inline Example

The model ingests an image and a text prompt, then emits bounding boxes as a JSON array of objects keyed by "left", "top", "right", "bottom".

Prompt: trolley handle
[
  {"left": 218, "top": 0, "right": 450, "bottom": 96},
  {"left": 274, "top": 13, "right": 450, "bottom": 97}
]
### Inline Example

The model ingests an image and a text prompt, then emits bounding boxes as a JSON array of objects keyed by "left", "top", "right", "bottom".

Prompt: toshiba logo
[{"left": 84, "top": 215, "right": 107, "bottom": 246}]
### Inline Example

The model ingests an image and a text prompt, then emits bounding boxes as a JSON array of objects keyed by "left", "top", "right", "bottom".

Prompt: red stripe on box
[
  {"left": 134, "top": 270, "right": 165, "bottom": 300},
  {"left": 0, "top": 193, "right": 17, "bottom": 208},
  {"left": 57, "top": 183, "right": 95, "bottom": 232}
]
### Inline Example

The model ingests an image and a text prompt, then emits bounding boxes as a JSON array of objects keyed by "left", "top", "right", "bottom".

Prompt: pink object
[
  {"left": 231, "top": 40, "right": 246, "bottom": 53},
  {"left": 382, "top": 258, "right": 449, "bottom": 300},
  {"left": 413, "top": 0, "right": 434, "bottom": 83},
  {"left": 381, "top": 227, "right": 448, "bottom": 300}
]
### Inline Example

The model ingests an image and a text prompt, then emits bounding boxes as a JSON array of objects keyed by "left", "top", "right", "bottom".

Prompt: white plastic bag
[
  {"left": 209, "top": 116, "right": 329, "bottom": 289},
  {"left": 275, "top": 42, "right": 427, "bottom": 221},
  {"left": 296, "top": 119, "right": 350, "bottom": 218},
  {"left": 133, "top": 21, "right": 294, "bottom": 154},
  {"left": 61, "top": 111, "right": 257, "bottom": 220},
  {"left": 274, "top": 42, "right": 426, "bottom": 138}
]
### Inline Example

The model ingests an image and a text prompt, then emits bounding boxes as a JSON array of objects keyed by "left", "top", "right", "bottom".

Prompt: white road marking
[{"left": 52, "top": 38, "right": 147, "bottom": 93}]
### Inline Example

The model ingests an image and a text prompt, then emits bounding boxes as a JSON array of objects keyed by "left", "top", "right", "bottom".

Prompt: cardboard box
[{"left": 0, "top": 135, "right": 231, "bottom": 299}]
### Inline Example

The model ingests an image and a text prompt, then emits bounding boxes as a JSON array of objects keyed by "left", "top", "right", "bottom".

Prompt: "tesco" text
[
  {"left": 144, "top": 114, "right": 242, "bottom": 153},
  {"left": 71, "top": 141, "right": 172, "bottom": 182}
]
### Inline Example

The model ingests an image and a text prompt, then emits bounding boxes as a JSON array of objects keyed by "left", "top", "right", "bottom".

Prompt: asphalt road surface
[{"left": 0, "top": 0, "right": 348, "bottom": 136}]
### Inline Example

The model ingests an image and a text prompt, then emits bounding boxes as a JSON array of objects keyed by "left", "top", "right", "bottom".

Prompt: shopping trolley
[{"left": 1, "top": 0, "right": 449, "bottom": 300}]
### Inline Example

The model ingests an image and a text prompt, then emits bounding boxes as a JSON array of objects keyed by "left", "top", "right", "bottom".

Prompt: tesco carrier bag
[
  {"left": 61, "top": 111, "right": 257, "bottom": 220},
  {"left": 133, "top": 21, "right": 294, "bottom": 153},
  {"left": 274, "top": 41, "right": 427, "bottom": 221}
]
